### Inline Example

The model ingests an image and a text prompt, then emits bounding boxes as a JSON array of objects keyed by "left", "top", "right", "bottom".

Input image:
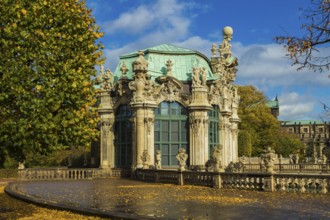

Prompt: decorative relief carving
[
  {"left": 189, "top": 116, "right": 202, "bottom": 134},
  {"left": 144, "top": 117, "right": 154, "bottom": 134},
  {"left": 96, "top": 65, "right": 114, "bottom": 92},
  {"left": 101, "top": 118, "right": 114, "bottom": 133}
]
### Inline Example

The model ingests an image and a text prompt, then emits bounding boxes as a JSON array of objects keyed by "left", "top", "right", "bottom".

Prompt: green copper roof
[
  {"left": 113, "top": 44, "right": 215, "bottom": 82},
  {"left": 267, "top": 100, "right": 279, "bottom": 108},
  {"left": 281, "top": 120, "right": 325, "bottom": 125}
]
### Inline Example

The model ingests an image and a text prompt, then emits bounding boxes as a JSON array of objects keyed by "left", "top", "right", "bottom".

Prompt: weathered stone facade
[{"left": 97, "top": 27, "right": 240, "bottom": 170}]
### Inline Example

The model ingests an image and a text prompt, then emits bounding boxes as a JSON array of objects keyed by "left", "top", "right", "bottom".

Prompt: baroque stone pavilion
[{"left": 96, "top": 26, "right": 240, "bottom": 170}]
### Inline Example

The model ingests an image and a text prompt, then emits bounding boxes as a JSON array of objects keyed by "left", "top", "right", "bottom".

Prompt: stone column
[
  {"left": 131, "top": 104, "right": 157, "bottom": 169},
  {"left": 188, "top": 86, "right": 211, "bottom": 167}
]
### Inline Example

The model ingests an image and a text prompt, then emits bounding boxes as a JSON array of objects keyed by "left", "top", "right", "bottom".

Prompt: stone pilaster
[{"left": 98, "top": 91, "right": 115, "bottom": 169}]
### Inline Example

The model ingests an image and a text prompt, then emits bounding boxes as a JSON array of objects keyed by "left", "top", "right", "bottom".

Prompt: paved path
[{"left": 5, "top": 178, "right": 330, "bottom": 219}]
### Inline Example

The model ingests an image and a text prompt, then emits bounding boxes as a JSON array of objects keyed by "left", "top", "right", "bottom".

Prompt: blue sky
[{"left": 86, "top": 0, "right": 330, "bottom": 121}]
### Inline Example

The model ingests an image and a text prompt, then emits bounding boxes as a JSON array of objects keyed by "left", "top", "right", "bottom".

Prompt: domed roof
[{"left": 113, "top": 44, "right": 215, "bottom": 82}]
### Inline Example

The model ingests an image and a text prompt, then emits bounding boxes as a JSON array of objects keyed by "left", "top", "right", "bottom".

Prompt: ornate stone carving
[
  {"left": 261, "top": 147, "right": 277, "bottom": 173},
  {"left": 176, "top": 148, "right": 188, "bottom": 171},
  {"left": 101, "top": 118, "right": 114, "bottom": 132},
  {"left": 155, "top": 150, "right": 161, "bottom": 170},
  {"left": 191, "top": 67, "right": 207, "bottom": 88},
  {"left": 154, "top": 76, "right": 183, "bottom": 102},
  {"left": 144, "top": 117, "right": 154, "bottom": 134},
  {"left": 211, "top": 43, "right": 217, "bottom": 57},
  {"left": 133, "top": 51, "right": 148, "bottom": 72},
  {"left": 192, "top": 67, "right": 201, "bottom": 87},
  {"left": 141, "top": 149, "right": 150, "bottom": 169},
  {"left": 189, "top": 116, "right": 201, "bottom": 134},
  {"left": 96, "top": 65, "right": 114, "bottom": 91}
]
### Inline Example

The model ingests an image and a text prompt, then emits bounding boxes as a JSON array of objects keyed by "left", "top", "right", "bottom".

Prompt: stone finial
[
  {"left": 165, "top": 59, "right": 174, "bottom": 76},
  {"left": 155, "top": 150, "right": 161, "bottom": 170},
  {"left": 120, "top": 62, "right": 128, "bottom": 77},
  {"left": 176, "top": 148, "right": 188, "bottom": 171},
  {"left": 132, "top": 50, "right": 148, "bottom": 73}
]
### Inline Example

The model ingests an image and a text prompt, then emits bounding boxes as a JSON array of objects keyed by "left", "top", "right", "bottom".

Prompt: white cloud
[
  {"left": 102, "top": 0, "right": 188, "bottom": 35},
  {"left": 278, "top": 92, "right": 315, "bottom": 120},
  {"left": 234, "top": 43, "right": 330, "bottom": 89}
]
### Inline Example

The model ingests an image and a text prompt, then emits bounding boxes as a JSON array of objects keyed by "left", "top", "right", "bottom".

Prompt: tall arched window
[
  {"left": 208, "top": 105, "right": 220, "bottom": 156},
  {"left": 114, "top": 105, "right": 132, "bottom": 168},
  {"left": 154, "top": 102, "right": 189, "bottom": 167}
]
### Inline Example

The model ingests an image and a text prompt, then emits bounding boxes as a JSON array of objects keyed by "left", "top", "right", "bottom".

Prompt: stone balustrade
[
  {"left": 18, "top": 168, "right": 112, "bottom": 180},
  {"left": 243, "top": 163, "right": 330, "bottom": 173},
  {"left": 134, "top": 169, "right": 330, "bottom": 194}
]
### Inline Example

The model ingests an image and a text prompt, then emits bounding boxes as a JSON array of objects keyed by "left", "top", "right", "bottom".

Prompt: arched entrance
[
  {"left": 154, "top": 102, "right": 189, "bottom": 167},
  {"left": 114, "top": 105, "right": 132, "bottom": 168}
]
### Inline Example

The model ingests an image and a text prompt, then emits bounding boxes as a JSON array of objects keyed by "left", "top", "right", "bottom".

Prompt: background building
[{"left": 281, "top": 120, "right": 330, "bottom": 161}]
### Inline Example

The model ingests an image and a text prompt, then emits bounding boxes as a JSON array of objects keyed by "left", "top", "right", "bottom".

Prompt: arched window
[
  {"left": 114, "top": 105, "right": 132, "bottom": 168},
  {"left": 154, "top": 102, "right": 189, "bottom": 167},
  {"left": 208, "top": 105, "right": 220, "bottom": 156}
]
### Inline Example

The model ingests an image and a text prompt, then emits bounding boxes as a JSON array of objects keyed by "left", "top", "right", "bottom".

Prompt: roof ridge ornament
[{"left": 132, "top": 50, "right": 148, "bottom": 73}]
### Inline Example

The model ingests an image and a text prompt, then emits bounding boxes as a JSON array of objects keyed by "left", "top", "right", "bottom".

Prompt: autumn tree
[
  {"left": 238, "top": 86, "right": 304, "bottom": 157},
  {"left": 275, "top": 0, "right": 330, "bottom": 72},
  {"left": 0, "top": 0, "right": 104, "bottom": 166}
]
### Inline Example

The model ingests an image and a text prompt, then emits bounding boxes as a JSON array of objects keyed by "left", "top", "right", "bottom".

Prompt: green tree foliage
[
  {"left": 238, "top": 86, "right": 304, "bottom": 157},
  {"left": 275, "top": 0, "right": 330, "bottom": 72},
  {"left": 0, "top": 0, "right": 104, "bottom": 164}
]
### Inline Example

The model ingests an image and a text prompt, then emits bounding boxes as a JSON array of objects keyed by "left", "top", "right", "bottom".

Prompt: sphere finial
[{"left": 223, "top": 26, "right": 233, "bottom": 37}]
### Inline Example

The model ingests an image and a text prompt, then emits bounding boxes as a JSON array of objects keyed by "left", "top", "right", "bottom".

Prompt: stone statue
[
  {"left": 219, "top": 26, "right": 233, "bottom": 62},
  {"left": 120, "top": 62, "right": 128, "bottom": 77},
  {"left": 211, "top": 43, "right": 217, "bottom": 57},
  {"left": 155, "top": 150, "right": 161, "bottom": 170},
  {"left": 176, "top": 148, "right": 188, "bottom": 171},
  {"left": 261, "top": 147, "right": 276, "bottom": 173},
  {"left": 200, "top": 67, "right": 207, "bottom": 86},
  {"left": 322, "top": 154, "right": 327, "bottom": 164},
  {"left": 211, "top": 144, "right": 223, "bottom": 172},
  {"left": 141, "top": 150, "right": 150, "bottom": 169},
  {"left": 192, "top": 67, "right": 201, "bottom": 87},
  {"left": 18, "top": 161, "right": 25, "bottom": 170}
]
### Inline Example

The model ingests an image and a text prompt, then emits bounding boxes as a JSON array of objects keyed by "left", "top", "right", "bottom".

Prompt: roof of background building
[
  {"left": 267, "top": 96, "right": 279, "bottom": 108},
  {"left": 113, "top": 43, "right": 215, "bottom": 82},
  {"left": 281, "top": 120, "right": 327, "bottom": 125}
]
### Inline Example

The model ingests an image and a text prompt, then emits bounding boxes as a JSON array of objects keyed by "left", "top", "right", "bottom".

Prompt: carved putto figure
[
  {"left": 211, "top": 144, "right": 223, "bottom": 172},
  {"left": 176, "top": 148, "right": 188, "bottom": 171},
  {"left": 141, "top": 149, "right": 150, "bottom": 169},
  {"left": 155, "top": 150, "right": 161, "bottom": 170},
  {"left": 219, "top": 26, "right": 233, "bottom": 62}
]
